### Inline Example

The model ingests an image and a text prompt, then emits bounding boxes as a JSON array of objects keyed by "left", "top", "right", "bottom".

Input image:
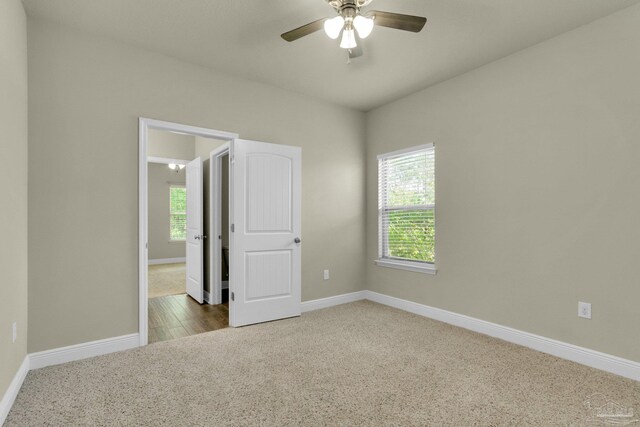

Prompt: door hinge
[
  {"left": 231, "top": 292, "right": 235, "bottom": 301},
  {"left": 231, "top": 224, "right": 235, "bottom": 232}
]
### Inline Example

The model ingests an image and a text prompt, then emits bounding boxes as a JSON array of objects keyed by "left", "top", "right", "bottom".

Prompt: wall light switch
[
  {"left": 12, "top": 322, "right": 17, "bottom": 343},
  {"left": 578, "top": 302, "right": 591, "bottom": 319},
  {"left": 323, "top": 269, "right": 330, "bottom": 280}
]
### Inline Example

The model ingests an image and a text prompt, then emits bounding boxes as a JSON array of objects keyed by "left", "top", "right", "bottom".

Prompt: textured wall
[
  {"left": 27, "top": 19, "right": 366, "bottom": 352},
  {"left": 365, "top": 5, "right": 640, "bottom": 362},
  {"left": 0, "top": 0, "right": 28, "bottom": 399},
  {"left": 147, "top": 129, "right": 195, "bottom": 160}
]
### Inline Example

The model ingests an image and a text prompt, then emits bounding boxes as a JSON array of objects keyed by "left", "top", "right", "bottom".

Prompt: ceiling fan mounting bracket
[{"left": 327, "top": 0, "right": 373, "bottom": 13}]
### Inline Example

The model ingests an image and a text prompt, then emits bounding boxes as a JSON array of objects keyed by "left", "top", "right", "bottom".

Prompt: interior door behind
[{"left": 186, "top": 157, "right": 204, "bottom": 304}]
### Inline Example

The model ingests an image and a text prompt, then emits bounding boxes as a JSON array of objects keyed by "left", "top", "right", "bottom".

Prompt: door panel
[
  {"left": 186, "top": 157, "right": 204, "bottom": 304},
  {"left": 246, "top": 154, "right": 292, "bottom": 232},
  {"left": 230, "top": 139, "right": 301, "bottom": 327},
  {"left": 245, "top": 250, "right": 292, "bottom": 300}
]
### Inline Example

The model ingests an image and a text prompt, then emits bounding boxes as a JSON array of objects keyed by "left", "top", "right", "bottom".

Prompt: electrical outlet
[
  {"left": 12, "top": 322, "right": 17, "bottom": 343},
  {"left": 578, "top": 302, "right": 592, "bottom": 319},
  {"left": 323, "top": 269, "right": 330, "bottom": 281}
]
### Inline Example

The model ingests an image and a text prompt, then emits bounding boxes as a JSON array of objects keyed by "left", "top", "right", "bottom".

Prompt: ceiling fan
[{"left": 281, "top": 0, "right": 427, "bottom": 58}]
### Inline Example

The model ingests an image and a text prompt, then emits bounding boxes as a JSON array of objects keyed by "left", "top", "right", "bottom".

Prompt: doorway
[
  {"left": 139, "top": 118, "right": 238, "bottom": 346},
  {"left": 139, "top": 118, "right": 303, "bottom": 346},
  {"left": 146, "top": 152, "right": 230, "bottom": 344}
]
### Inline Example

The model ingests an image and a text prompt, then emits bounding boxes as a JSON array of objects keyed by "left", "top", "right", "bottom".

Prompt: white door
[
  {"left": 230, "top": 139, "right": 301, "bottom": 327},
  {"left": 186, "top": 157, "right": 204, "bottom": 304}
]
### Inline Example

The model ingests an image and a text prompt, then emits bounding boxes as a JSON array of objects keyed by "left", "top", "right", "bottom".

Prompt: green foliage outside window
[
  {"left": 386, "top": 210, "right": 435, "bottom": 263},
  {"left": 170, "top": 186, "right": 187, "bottom": 241}
]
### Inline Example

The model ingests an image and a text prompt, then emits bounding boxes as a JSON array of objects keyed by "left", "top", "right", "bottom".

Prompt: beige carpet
[
  {"left": 148, "top": 263, "right": 186, "bottom": 298},
  {"left": 6, "top": 301, "right": 639, "bottom": 426}
]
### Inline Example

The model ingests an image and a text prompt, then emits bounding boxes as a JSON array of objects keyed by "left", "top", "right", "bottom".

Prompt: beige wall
[
  {"left": 194, "top": 135, "right": 227, "bottom": 160},
  {"left": 365, "top": 5, "right": 640, "bottom": 362},
  {"left": 148, "top": 129, "right": 195, "bottom": 160},
  {"left": 0, "top": 0, "right": 28, "bottom": 398},
  {"left": 148, "top": 163, "right": 186, "bottom": 260},
  {"left": 27, "top": 18, "right": 366, "bottom": 352}
]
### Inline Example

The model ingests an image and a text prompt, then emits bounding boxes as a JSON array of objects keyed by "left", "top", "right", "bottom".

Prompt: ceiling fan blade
[
  {"left": 369, "top": 11, "right": 427, "bottom": 33},
  {"left": 281, "top": 18, "right": 326, "bottom": 42}
]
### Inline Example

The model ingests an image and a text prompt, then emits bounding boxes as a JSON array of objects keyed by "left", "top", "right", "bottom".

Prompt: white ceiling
[{"left": 22, "top": 0, "right": 640, "bottom": 111}]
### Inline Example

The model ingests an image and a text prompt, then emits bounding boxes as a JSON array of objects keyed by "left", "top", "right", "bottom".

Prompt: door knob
[
  {"left": 294, "top": 237, "right": 301, "bottom": 244},
  {"left": 195, "top": 235, "right": 207, "bottom": 240}
]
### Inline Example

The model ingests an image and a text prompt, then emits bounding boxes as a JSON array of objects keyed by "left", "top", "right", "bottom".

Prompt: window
[
  {"left": 169, "top": 185, "right": 187, "bottom": 241},
  {"left": 376, "top": 144, "right": 436, "bottom": 274}
]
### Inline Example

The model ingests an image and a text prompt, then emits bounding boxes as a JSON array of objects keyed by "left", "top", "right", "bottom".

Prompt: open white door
[
  {"left": 230, "top": 139, "right": 301, "bottom": 327},
  {"left": 186, "top": 157, "right": 204, "bottom": 304}
]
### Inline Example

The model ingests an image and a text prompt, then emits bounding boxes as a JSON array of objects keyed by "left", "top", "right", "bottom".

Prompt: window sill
[
  {"left": 168, "top": 240, "right": 186, "bottom": 243},
  {"left": 374, "top": 259, "right": 437, "bottom": 275}
]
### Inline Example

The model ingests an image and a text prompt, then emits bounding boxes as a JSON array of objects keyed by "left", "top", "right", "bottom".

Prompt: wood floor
[{"left": 148, "top": 292, "right": 228, "bottom": 344}]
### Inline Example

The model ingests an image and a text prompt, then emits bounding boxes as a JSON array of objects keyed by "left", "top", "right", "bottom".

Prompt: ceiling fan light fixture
[
  {"left": 323, "top": 15, "right": 345, "bottom": 39},
  {"left": 340, "top": 27, "right": 357, "bottom": 49},
  {"left": 280, "top": 0, "right": 428, "bottom": 59},
  {"left": 353, "top": 15, "right": 374, "bottom": 38}
]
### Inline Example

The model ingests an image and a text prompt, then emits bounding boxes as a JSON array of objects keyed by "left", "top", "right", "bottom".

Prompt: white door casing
[
  {"left": 186, "top": 157, "right": 204, "bottom": 304},
  {"left": 210, "top": 143, "right": 230, "bottom": 305},
  {"left": 230, "top": 139, "right": 301, "bottom": 327}
]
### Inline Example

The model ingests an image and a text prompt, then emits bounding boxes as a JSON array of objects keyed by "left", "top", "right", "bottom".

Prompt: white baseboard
[
  {"left": 148, "top": 257, "right": 185, "bottom": 265},
  {"left": 29, "top": 333, "right": 140, "bottom": 370},
  {"left": 0, "top": 356, "right": 29, "bottom": 425},
  {"left": 301, "top": 290, "right": 367, "bottom": 313},
  {"left": 365, "top": 290, "right": 640, "bottom": 382}
]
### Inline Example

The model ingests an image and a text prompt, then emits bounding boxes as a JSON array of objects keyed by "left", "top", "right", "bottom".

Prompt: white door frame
[
  {"left": 209, "top": 143, "right": 230, "bottom": 305},
  {"left": 139, "top": 117, "right": 238, "bottom": 346}
]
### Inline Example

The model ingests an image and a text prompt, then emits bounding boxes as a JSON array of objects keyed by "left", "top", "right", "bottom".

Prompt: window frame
[
  {"left": 375, "top": 143, "right": 437, "bottom": 275},
  {"left": 168, "top": 184, "right": 187, "bottom": 242}
]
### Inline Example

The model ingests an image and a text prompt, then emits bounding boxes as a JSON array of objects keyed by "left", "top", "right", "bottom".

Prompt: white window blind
[
  {"left": 169, "top": 185, "right": 187, "bottom": 241},
  {"left": 378, "top": 144, "right": 435, "bottom": 265}
]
